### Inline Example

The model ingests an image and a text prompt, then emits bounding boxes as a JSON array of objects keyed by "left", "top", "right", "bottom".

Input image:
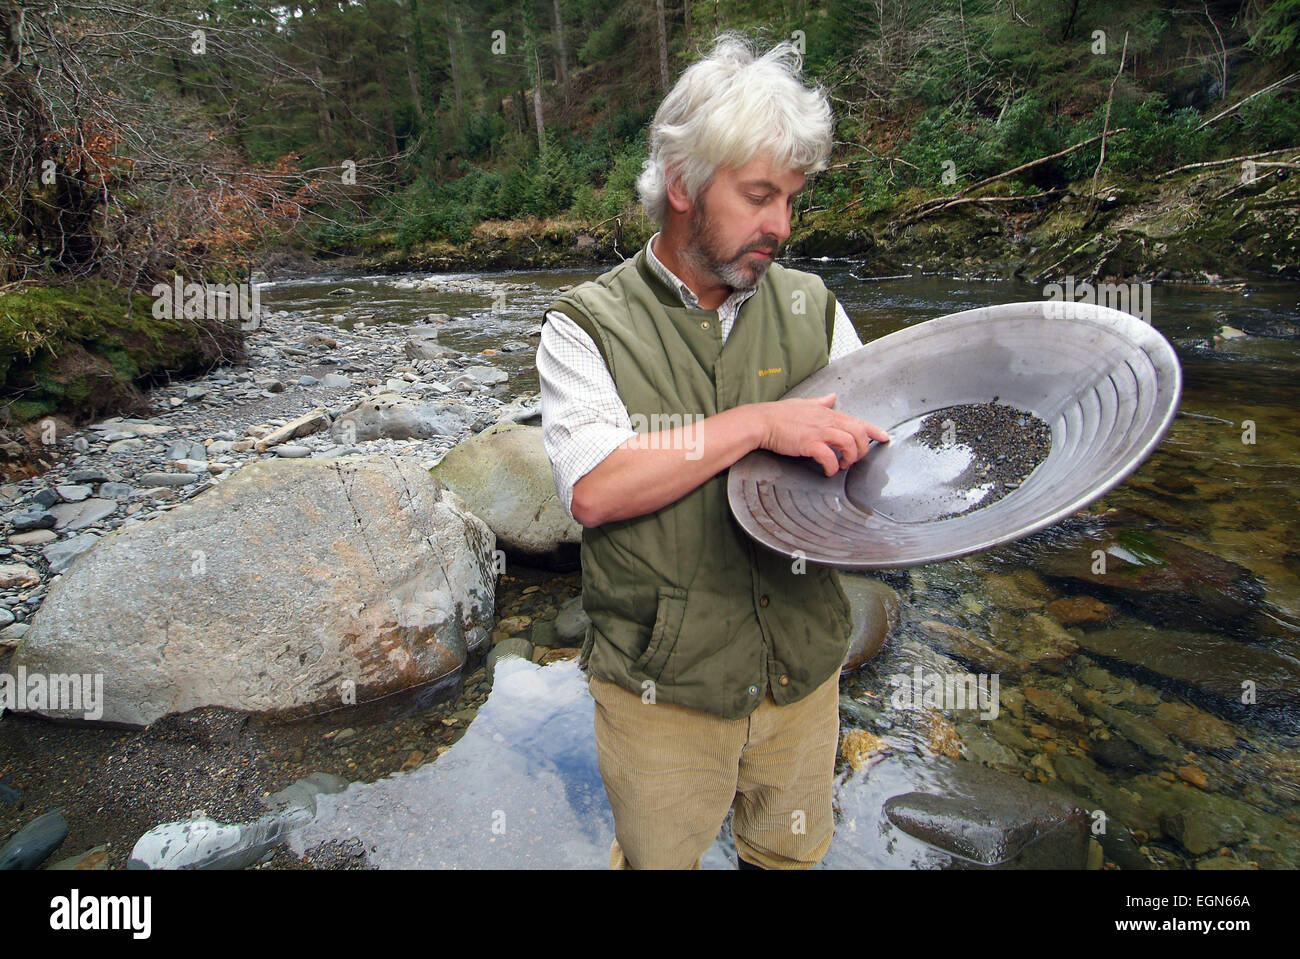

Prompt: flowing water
[{"left": 252, "top": 263, "right": 1300, "bottom": 869}]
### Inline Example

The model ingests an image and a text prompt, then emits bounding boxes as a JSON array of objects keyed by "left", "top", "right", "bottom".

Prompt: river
[{"left": 250, "top": 262, "right": 1300, "bottom": 869}]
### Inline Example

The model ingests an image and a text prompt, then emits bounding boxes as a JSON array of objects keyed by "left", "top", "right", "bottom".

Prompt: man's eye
[{"left": 748, "top": 195, "right": 767, "bottom": 205}]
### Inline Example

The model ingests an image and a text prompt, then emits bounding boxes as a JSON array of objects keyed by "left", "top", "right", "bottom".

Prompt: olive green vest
[{"left": 544, "top": 244, "right": 852, "bottom": 719}]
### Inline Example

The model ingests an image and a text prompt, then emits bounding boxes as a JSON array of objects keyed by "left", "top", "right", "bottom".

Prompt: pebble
[{"left": 140, "top": 472, "right": 200, "bottom": 487}]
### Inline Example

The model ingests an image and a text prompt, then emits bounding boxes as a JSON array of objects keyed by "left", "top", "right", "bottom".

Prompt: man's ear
[{"left": 665, "top": 165, "right": 692, "bottom": 214}]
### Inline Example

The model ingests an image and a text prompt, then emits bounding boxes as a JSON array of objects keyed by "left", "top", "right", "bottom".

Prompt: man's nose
[{"left": 763, "top": 205, "right": 792, "bottom": 244}]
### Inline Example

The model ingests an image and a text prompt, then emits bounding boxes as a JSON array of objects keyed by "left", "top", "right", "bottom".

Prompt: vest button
[
  {"left": 748, "top": 685, "right": 759, "bottom": 696},
  {"left": 759, "top": 594, "right": 769, "bottom": 607},
  {"left": 700, "top": 320, "right": 710, "bottom": 329},
  {"left": 779, "top": 674, "right": 790, "bottom": 687}
]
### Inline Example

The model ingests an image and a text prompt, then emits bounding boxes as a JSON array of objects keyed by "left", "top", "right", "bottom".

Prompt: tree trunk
[
  {"left": 532, "top": 46, "right": 546, "bottom": 151},
  {"left": 656, "top": 0, "right": 670, "bottom": 93},
  {"left": 445, "top": 4, "right": 463, "bottom": 127},
  {"left": 552, "top": 0, "right": 570, "bottom": 106},
  {"left": 404, "top": 38, "right": 425, "bottom": 121}
]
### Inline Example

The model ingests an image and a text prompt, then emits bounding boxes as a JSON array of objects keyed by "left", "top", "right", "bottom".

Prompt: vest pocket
[{"left": 632, "top": 585, "right": 688, "bottom": 680}]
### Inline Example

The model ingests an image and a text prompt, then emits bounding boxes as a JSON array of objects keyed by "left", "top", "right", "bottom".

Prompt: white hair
[{"left": 636, "top": 32, "right": 834, "bottom": 228}]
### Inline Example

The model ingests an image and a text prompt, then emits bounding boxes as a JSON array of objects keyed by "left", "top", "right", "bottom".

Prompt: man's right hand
[{"left": 756, "top": 393, "right": 891, "bottom": 477}]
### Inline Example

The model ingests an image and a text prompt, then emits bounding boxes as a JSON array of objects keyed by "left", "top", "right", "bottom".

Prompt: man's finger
[{"left": 863, "top": 420, "right": 891, "bottom": 443}]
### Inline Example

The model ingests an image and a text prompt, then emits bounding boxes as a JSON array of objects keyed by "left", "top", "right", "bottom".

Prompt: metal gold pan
[{"left": 726, "top": 300, "right": 1183, "bottom": 569}]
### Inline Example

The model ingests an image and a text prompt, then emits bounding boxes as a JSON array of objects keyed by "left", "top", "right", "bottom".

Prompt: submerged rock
[
  {"left": 0, "top": 808, "right": 68, "bottom": 869},
  {"left": 1036, "top": 528, "right": 1264, "bottom": 631},
  {"left": 841, "top": 575, "right": 900, "bottom": 670},
  {"left": 882, "top": 761, "right": 1090, "bottom": 867},
  {"left": 128, "top": 772, "right": 349, "bottom": 870},
  {"left": 1076, "top": 626, "right": 1300, "bottom": 722}
]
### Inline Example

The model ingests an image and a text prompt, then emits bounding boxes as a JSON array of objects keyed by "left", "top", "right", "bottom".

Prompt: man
[{"left": 536, "top": 33, "right": 889, "bottom": 870}]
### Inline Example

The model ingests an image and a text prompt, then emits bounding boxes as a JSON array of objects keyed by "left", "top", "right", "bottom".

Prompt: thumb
[{"left": 812, "top": 393, "right": 836, "bottom": 406}]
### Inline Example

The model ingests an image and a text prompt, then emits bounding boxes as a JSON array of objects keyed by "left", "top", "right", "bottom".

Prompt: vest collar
[{"left": 634, "top": 246, "right": 691, "bottom": 309}]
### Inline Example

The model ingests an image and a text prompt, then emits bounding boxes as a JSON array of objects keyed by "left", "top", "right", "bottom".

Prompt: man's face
[{"left": 677, "top": 153, "right": 805, "bottom": 291}]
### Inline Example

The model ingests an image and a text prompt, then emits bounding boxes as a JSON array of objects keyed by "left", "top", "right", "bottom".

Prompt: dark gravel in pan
[{"left": 914, "top": 401, "right": 1052, "bottom": 518}]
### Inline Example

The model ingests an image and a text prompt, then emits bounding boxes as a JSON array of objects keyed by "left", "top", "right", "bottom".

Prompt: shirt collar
[{"left": 646, "top": 232, "right": 757, "bottom": 312}]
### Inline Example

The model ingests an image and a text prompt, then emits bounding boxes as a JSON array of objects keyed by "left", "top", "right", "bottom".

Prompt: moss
[{"left": 0, "top": 279, "right": 246, "bottom": 426}]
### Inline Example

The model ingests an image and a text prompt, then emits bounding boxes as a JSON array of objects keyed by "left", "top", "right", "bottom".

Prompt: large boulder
[
  {"left": 430, "top": 421, "right": 580, "bottom": 570},
  {"left": 11, "top": 456, "right": 496, "bottom": 726}
]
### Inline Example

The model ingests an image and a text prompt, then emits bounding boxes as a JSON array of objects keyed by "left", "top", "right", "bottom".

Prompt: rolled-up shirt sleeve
[{"left": 537, "top": 309, "right": 637, "bottom": 519}]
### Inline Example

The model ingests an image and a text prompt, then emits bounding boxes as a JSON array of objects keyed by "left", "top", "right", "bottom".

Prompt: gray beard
[{"left": 677, "top": 202, "right": 774, "bottom": 293}]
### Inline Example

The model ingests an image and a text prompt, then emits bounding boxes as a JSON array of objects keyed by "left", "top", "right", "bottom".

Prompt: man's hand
[{"left": 756, "top": 393, "right": 890, "bottom": 476}]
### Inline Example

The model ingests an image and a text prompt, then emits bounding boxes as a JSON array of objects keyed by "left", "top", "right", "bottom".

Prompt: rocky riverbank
[{"left": 352, "top": 162, "right": 1300, "bottom": 284}]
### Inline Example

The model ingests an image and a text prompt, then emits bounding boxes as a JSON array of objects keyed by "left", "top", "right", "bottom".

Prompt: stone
[
  {"left": 430, "top": 422, "right": 581, "bottom": 569},
  {"left": 1036, "top": 528, "right": 1263, "bottom": 628},
  {"left": 331, "top": 393, "right": 475, "bottom": 443},
  {"left": 1022, "top": 686, "right": 1086, "bottom": 729},
  {"left": 55, "top": 484, "right": 92, "bottom": 502},
  {"left": 486, "top": 637, "right": 535, "bottom": 682},
  {"left": 496, "top": 615, "right": 531, "bottom": 635},
  {"left": 11, "top": 457, "right": 495, "bottom": 725},
  {"left": 981, "top": 570, "right": 1051, "bottom": 611},
  {"left": 0, "top": 563, "right": 40, "bottom": 588},
  {"left": 882, "top": 759, "right": 1090, "bottom": 867},
  {"left": 7, "top": 527, "right": 55, "bottom": 540},
  {"left": 841, "top": 575, "right": 900, "bottom": 670},
  {"left": 320, "top": 373, "right": 351, "bottom": 388},
  {"left": 553, "top": 596, "right": 590, "bottom": 645},
  {"left": 1150, "top": 700, "right": 1240, "bottom": 750},
  {"left": 0, "top": 808, "right": 68, "bottom": 869},
  {"left": 404, "top": 335, "right": 458, "bottom": 361},
  {"left": 253, "top": 408, "right": 331, "bottom": 453},
  {"left": 996, "top": 612, "right": 1079, "bottom": 671},
  {"left": 915, "top": 620, "right": 1025, "bottom": 679},
  {"left": 1160, "top": 808, "right": 1246, "bottom": 855},
  {"left": 1067, "top": 687, "right": 1183, "bottom": 761},
  {"left": 274, "top": 445, "right": 312, "bottom": 458},
  {"left": 46, "top": 844, "right": 111, "bottom": 870},
  {"left": 41, "top": 533, "right": 101, "bottom": 574},
  {"left": 1076, "top": 626, "right": 1300, "bottom": 721},
  {"left": 12, "top": 510, "right": 56, "bottom": 531},
  {"left": 1046, "top": 595, "right": 1112, "bottom": 625},
  {"left": 139, "top": 472, "right": 199, "bottom": 487},
  {"left": 1090, "top": 737, "right": 1153, "bottom": 771}
]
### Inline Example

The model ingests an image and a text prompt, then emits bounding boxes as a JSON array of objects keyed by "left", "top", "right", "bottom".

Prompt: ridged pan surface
[{"left": 726, "top": 301, "right": 1183, "bottom": 569}]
